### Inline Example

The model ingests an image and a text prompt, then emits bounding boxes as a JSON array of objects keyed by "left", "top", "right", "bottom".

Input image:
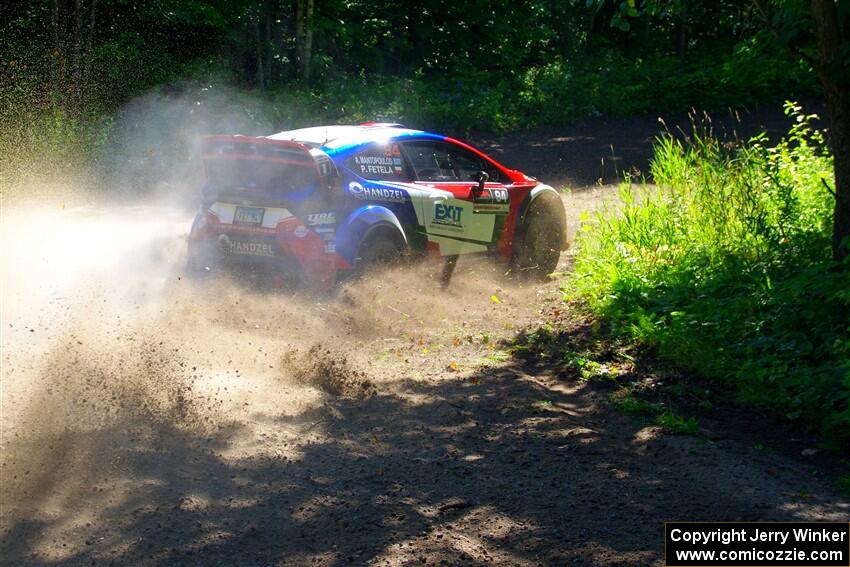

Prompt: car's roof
[{"left": 265, "top": 124, "right": 431, "bottom": 151}]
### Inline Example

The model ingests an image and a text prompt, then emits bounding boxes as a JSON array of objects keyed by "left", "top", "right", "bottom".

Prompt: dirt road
[
  {"left": 2, "top": 185, "right": 846, "bottom": 567},
  {"left": 2, "top": 104, "right": 847, "bottom": 566}
]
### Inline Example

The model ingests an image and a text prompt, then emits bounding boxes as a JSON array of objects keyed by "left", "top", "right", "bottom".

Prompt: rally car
[{"left": 187, "top": 123, "right": 567, "bottom": 289}]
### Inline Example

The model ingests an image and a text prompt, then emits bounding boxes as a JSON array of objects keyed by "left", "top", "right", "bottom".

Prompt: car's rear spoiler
[{"left": 201, "top": 135, "right": 317, "bottom": 169}]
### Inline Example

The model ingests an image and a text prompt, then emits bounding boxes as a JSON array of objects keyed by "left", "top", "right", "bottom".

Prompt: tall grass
[{"left": 571, "top": 103, "right": 850, "bottom": 447}]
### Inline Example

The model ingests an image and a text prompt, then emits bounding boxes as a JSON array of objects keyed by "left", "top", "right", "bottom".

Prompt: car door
[{"left": 400, "top": 139, "right": 510, "bottom": 255}]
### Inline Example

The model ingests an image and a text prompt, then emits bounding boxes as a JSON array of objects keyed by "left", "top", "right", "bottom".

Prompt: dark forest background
[{"left": 0, "top": 0, "right": 821, "bottom": 176}]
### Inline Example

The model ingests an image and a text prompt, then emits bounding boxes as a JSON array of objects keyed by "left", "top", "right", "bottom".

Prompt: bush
[{"left": 570, "top": 102, "right": 850, "bottom": 447}]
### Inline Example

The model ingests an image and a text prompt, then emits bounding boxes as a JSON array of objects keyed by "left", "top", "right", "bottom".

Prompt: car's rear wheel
[
  {"left": 513, "top": 200, "right": 565, "bottom": 280},
  {"left": 354, "top": 226, "right": 407, "bottom": 277},
  {"left": 185, "top": 242, "right": 212, "bottom": 279}
]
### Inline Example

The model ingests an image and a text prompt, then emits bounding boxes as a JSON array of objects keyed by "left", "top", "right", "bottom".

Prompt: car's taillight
[{"left": 189, "top": 209, "right": 219, "bottom": 240}]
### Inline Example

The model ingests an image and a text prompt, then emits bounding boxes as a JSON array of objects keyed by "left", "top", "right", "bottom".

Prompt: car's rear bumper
[{"left": 188, "top": 227, "right": 341, "bottom": 289}]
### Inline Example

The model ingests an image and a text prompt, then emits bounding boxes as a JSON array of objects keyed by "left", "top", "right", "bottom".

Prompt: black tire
[
  {"left": 513, "top": 200, "right": 565, "bottom": 280},
  {"left": 354, "top": 226, "right": 407, "bottom": 276}
]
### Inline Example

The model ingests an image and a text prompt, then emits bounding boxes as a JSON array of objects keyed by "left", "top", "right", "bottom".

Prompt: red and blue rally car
[{"left": 187, "top": 123, "right": 567, "bottom": 289}]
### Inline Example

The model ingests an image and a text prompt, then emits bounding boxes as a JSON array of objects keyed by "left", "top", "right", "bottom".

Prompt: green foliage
[
  {"left": 570, "top": 102, "right": 850, "bottom": 447},
  {"left": 656, "top": 410, "right": 700, "bottom": 435},
  {"left": 275, "top": 42, "right": 815, "bottom": 134},
  {"left": 485, "top": 350, "right": 512, "bottom": 363},
  {"left": 3, "top": 43, "right": 815, "bottom": 188},
  {"left": 839, "top": 472, "right": 850, "bottom": 497},
  {"left": 609, "top": 389, "right": 665, "bottom": 414},
  {"left": 517, "top": 47, "right": 814, "bottom": 127},
  {"left": 0, "top": 0, "right": 821, "bottom": 188}
]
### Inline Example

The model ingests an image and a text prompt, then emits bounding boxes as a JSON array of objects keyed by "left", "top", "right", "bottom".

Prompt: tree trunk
[
  {"left": 73, "top": 0, "right": 83, "bottom": 108},
  {"left": 295, "top": 0, "right": 304, "bottom": 77},
  {"left": 50, "top": 0, "right": 62, "bottom": 96},
  {"left": 586, "top": 9, "right": 596, "bottom": 54},
  {"left": 641, "top": 17, "right": 651, "bottom": 55},
  {"left": 84, "top": 0, "right": 96, "bottom": 88},
  {"left": 678, "top": 0, "right": 688, "bottom": 64},
  {"left": 811, "top": 0, "right": 850, "bottom": 261},
  {"left": 302, "top": 0, "right": 314, "bottom": 80},
  {"left": 406, "top": 1, "right": 423, "bottom": 72},
  {"left": 253, "top": 13, "right": 264, "bottom": 89},
  {"left": 295, "top": 0, "right": 314, "bottom": 79},
  {"left": 264, "top": 1, "right": 273, "bottom": 85}
]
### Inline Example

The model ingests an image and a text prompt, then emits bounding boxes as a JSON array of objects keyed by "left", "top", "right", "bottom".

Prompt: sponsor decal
[
  {"left": 347, "top": 181, "right": 406, "bottom": 203},
  {"left": 306, "top": 212, "right": 336, "bottom": 226},
  {"left": 324, "top": 241, "right": 336, "bottom": 253},
  {"left": 294, "top": 225, "right": 309, "bottom": 238},
  {"left": 218, "top": 234, "right": 275, "bottom": 257},
  {"left": 352, "top": 143, "right": 405, "bottom": 178},
  {"left": 384, "top": 144, "right": 404, "bottom": 175},
  {"left": 383, "top": 143, "right": 401, "bottom": 158},
  {"left": 348, "top": 181, "right": 365, "bottom": 197},
  {"left": 471, "top": 188, "right": 509, "bottom": 214},
  {"left": 433, "top": 203, "right": 464, "bottom": 229},
  {"left": 228, "top": 224, "right": 276, "bottom": 235},
  {"left": 354, "top": 154, "right": 397, "bottom": 177},
  {"left": 473, "top": 203, "right": 510, "bottom": 214},
  {"left": 491, "top": 188, "right": 509, "bottom": 203}
]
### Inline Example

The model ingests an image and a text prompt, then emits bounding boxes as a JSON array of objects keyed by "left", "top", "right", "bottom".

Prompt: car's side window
[
  {"left": 446, "top": 144, "right": 501, "bottom": 183},
  {"left": 346, "top": 142, "right": 409, "bottom": 181},
  {"left": 402, "top": 141, "right": 458, "bottom": 182},
  {"left": 448, "top": 147, "right": 485, "bottom": 181}
]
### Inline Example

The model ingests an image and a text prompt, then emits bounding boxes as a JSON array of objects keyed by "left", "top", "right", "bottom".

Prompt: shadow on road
[{"left": 3, "top": 323, "right": 846, "bottom": 566}]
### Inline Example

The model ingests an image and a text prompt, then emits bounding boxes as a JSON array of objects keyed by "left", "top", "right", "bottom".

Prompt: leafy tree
[
  {"left": 810, "top": 0, "right": 850, "bottom": 261},
  {"left": 610, "top": 0, "right": 849, "bottom": 261},
  {"left": 752, "top": 0, "right": 850, "bottom": 261}
]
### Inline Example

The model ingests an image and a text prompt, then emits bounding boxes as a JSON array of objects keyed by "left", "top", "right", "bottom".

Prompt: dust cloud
[{"left": 0, "top": 141, "right": 544, "bottom": 560}]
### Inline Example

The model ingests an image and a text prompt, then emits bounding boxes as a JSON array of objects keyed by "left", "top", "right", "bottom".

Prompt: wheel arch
[
  {"left": 335, "top": 205, "right": 409, "bottom": 264},
  {"left": 516, "top": 184, "right": 568, "bottom": 251}
]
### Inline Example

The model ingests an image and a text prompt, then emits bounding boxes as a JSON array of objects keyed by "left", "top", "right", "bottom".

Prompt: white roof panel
[{"left": 266, "top": 124, "right": 423, "bottom": 150}]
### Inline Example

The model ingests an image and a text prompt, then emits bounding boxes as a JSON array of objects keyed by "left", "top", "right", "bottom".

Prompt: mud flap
[{"left": 440, "top": 254, "right": 459, "bottom": 289}]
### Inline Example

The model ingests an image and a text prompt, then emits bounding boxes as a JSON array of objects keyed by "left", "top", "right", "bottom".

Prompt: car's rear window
[{"left": 205, "top": 158, "right": 319, "bottom": 193}]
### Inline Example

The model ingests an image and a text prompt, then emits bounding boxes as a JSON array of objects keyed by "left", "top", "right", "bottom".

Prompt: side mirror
[{"left": 475, "top": 170, "right": 489, "bottom": 193}]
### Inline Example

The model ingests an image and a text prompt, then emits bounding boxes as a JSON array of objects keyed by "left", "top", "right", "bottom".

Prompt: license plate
[{"left": 234, "top": 206, "right": 265, "bottom": 225}]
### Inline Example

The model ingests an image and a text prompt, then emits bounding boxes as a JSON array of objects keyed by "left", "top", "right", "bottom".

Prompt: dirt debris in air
[{"left": 282, "top": 344, "right": 377, "bottom": 398}]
